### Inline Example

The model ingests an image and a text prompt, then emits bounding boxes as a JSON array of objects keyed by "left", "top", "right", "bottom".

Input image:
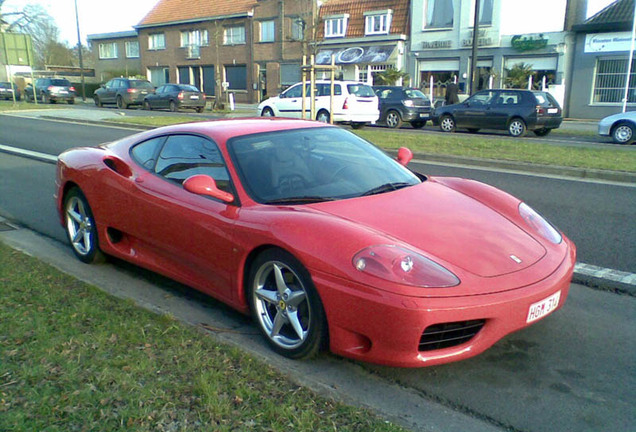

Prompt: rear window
[
  {"left": 404, "top": 89, "right": 428, "bottom": 100},
  {"left": 0, "top": 82, "right": 10, "bottom": 88},
  {"left": 130, "top": 80, "right": 154, "bottom": 89},
  {"left": 51, "top": 79, "right": 71, "bottom": 86},
  {"left": 179, "top": 85, "right": 200, "bottom": 92},
  {"left": 534, "top": 92, "right": 560, "bottom": 108},
  {"left": 347, "top": 84, "right": 375, "bottom": 97}
]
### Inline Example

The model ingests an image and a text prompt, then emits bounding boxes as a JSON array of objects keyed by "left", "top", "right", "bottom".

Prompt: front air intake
[{"left": 419, "top": 319, "right": 486, "bottom": 351}]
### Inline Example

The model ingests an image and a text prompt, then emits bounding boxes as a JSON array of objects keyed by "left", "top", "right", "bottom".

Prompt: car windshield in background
[
  {"left": 347, "top": 84, "right": 375, "bottom": 97},
  {"left": 131, "top": 80, "right": 154, "bottom": 89},
  {"left": 405, "top": 89, "right": 428, "bottom": 100},
  {"left": 51, "top": 79, "right": 70, "bottom": 86},
  {"left": 229, "top": 127, "right": 421, "bottom": 204}
]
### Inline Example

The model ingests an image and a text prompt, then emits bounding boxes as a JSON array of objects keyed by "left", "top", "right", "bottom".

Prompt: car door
[
  {"left": 103, "top": 79, "right": 118, "bottom": 103},
  {"left": 489, "top": 91, "right": 521, "bottom": 130},
  {"left": 453, "top": 90, "right": 496, "bottom": 128},
  {"left": 127, "top": 134, "right": 239, "bottom": 302},
  {"left": 150, "top": 85, "right": 166, "bottom": 109},
  {"left": 274, "top": 84, "right": 306, "bottom": 118}
]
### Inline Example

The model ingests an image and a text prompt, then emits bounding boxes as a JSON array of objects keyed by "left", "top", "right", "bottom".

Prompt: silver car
[{"left": 598, "top": 111, "right": 636, "bottom": 144}]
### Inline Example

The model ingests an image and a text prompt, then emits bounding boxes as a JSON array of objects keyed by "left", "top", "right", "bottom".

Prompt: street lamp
[{"left": 74, "top": 0, "right": 86, "bottom": 102}]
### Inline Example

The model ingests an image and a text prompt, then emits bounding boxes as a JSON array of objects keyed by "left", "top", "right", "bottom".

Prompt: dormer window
[
  {"left": 325, "top": 14, "right": 349, "bottom": 38},
  {"left": 365, "top": 10, "right": 392, "bottom": 35}
]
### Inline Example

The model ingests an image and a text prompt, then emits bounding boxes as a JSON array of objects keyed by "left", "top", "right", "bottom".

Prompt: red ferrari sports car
[{"left": 55, "top": 118, "right": 575, "bottom": 367}]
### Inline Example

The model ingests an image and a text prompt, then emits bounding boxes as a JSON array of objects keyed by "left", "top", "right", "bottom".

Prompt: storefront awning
[{"left": 316, "top": 45, "right": 396, "bottom": 65}]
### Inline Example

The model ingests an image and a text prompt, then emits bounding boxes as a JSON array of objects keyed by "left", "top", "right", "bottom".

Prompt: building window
[
  {"left": 593, "top": 58, "right": 636, "bottom": 103},
  {"left": 224, "top": 26, "right": 246, "bottom": 45},
  {"left": 365, "top": 10, "right": 392, "bottom": 35},
  {"left": 225, "top": 65, "right": 247, "bottom": 90},
  {"left": 260, "top": 20, "right": 275, "bottom": 42},
  {"left": 125, "top": 41, "right": 139, "bottom": 58},
  {"left": 98, "top": 42, "right": 117, "bottom": 59},
  {"left": 469, "top": 0, "right": 494, "bottom": 26},
  {"left": 423, "top": 0, "right": 454, "bottom": 29},
  {"left": 291, "top": 18, "right": 304, "bottom": 41},
  {"left": 148, "top": 33, "right": 166, "bottom": 50},
  {"left": 325, "top": 14, "right": 349, "bottom": 38},
  {"left": 180, "top": 29, "right": 209, "bottom": 48}
]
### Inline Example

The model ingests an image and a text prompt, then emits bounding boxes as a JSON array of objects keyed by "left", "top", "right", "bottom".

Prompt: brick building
[{"left": 135, "top": 0, "right": 315, "bottom": 104}]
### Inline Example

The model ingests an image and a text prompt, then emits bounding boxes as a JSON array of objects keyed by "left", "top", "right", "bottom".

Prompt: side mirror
[
  {"left": 183, "top": 174, "right": 234, "bottom": 203},
  {"left": 396, "top": 147, "right": 413, "bottom": 166}
]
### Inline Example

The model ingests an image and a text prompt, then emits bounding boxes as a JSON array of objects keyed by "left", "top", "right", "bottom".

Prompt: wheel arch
[{"left": 611, "top": 119, "right": 636, "bottom": 134}]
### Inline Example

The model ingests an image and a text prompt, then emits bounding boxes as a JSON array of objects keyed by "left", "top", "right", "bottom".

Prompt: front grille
[{"left": 419, "top": 319, "right": 486, "bottom": 352}]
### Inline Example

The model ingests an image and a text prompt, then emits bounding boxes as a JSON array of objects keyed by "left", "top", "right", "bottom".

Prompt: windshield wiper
[
  {"left": 264, "top": 196, "right": 336, "bottom": 205},
  {"left": 361, "top": 182, "right": 412, "bottom": 196}
]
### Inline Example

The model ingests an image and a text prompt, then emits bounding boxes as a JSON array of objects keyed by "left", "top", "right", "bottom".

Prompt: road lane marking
[{"left": 0, "top": 144, "right": 57, "bottom": 163}]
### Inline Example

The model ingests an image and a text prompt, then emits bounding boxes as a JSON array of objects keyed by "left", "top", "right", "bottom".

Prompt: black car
[
  {"left": 94, "top": 78, "right": 155, "bottom": 109},
  {"left": 432, "top": 89, "right": 562, "bottom": 137},
  {"left": 24, "top": 78, "right": 75, "bottom": 104},
  {"left": 143, "top": 84, "right": 206, "bottom": 113},
  {"left": 373, "top": 86, "right": 431, "bottom": 128},
  {"left": 0, "top": 82, "right": 21, "bottom": 101}
]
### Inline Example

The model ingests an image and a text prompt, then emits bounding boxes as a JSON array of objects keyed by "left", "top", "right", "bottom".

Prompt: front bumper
[{"left": 312, "top": 242, "right": 575, "bottom": 368}]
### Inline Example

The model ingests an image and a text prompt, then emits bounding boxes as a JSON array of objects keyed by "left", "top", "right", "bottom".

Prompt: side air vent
[
  {"left": 419, "top": 319, "right": 486, "bottom": 352},
  {"left": 103, "top": 156, "right": 133, "bottom": 178}
]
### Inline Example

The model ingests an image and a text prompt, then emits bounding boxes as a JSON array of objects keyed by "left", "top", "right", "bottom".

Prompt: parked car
[
  {"left": 24, "top": 78, "right": 75, "bottom": 104},
  {"left": 56, "top": 118, "right": 575, "bottom": 367},
  {"left": 373, "top": 86, "right": 432, "bottom": 129},
  {"left": 143, "top": 84, "right": 206, "bottom": 113},
  {"left": 432, "top": 89, "right": 563, "bottom": 137},
  {"left": 94, "top": 78, "right": 155, "bottom": 109},
  {"left": 257, "top": 80, "right": 379, "bottom": 129},
  {"left": 0, "top": 82, "right": 21, "bottom": 101},
  {"left": 598, "top": 111, "right": 636, "bottom": 144}
]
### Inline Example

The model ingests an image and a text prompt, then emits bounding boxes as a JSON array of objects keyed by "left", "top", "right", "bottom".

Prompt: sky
[{"left": 1, "top": 0, "right": 619, "bottom": 46}]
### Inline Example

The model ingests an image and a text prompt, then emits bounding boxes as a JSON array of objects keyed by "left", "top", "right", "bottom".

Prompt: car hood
[{"left": 313, "top": 181, "right": 546, "bottom": 278}]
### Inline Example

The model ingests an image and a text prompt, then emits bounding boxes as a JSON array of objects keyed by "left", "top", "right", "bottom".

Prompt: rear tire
[
  {"left": 350, "top": 122, "right": 365, "bottom": 129},
  {"left": 169, "top": 100, "right": 177, "bottom": 112},
  {"left": 116, "top": 95, "right": 127, "bottom": 109},
  {"left": 385, "top": 110, "right": 402, "bottom": 128},
  {"left": 534, "top": 128, "right": 552, "bottom": 137},
  {"left": 467, "top": 128, "right": 480, "bottom": 134},
  {"left": 439, "top": 115, "right": 456, "bottom": 132},
  {"left": 508, "top": 118, "right": 527, "bottom": 137},
  {"left": 196, "top": 106, "right": 204, "bottom": 113},
  {"left": 316, "top": 110, "right": 330, "bottom": 123}
]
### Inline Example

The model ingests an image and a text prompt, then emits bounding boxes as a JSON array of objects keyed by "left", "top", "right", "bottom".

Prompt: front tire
[
  {"left": 411, "top": 120, "right": 426, "bottom": 129},
  {"left": 439, "top": 114, "right": 456, "bottom": 132},
  {"left": 385, "top": 110, "right": 402, "bottom": 128},
  {"left": 261, "top": 107, "right": 274, "bottom": 117},
  {"left": 612, "top": 122, "right": 634, "bottom": 144},
  {"left": 64, "top": 188, "right": 104, "bottom": 264},
  {"left": 144, "top": 100, "right": 152, "bottom": 111},
  {"left": 94, "top": 96, "right": 102, "bottom": 107},
  {"left": 508, "top": 118, "right": 527, "bottom": 137},
  {"left": 316, "top": 110, "right": 330, "bottom": 123},
  {"left": 248, "top": 249, "right": 327, "bottom": 359}
]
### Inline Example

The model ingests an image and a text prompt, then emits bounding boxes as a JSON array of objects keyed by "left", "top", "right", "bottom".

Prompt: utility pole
[
  {"left": 469, "top": 0, "right": 481, "bottom": 95},
  {"left": 74, "top": 0, "right": 86, "bottom": 101}
]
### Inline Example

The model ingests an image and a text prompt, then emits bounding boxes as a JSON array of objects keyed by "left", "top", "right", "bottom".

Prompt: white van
[{"left": 257, "top": 80, "right": 379, "bottom": 129}]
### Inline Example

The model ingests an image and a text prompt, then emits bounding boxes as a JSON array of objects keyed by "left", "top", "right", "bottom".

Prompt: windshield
[
  {"left": 405, "top": 89, "right": 428, "bottom": 100},
  {"left": 229, "top": 127, "right": 421, "bottom": 204}
]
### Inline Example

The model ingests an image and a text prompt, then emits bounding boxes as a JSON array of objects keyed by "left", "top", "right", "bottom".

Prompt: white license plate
[
  {"left": 190, "top": 95, "right": 199, "bottom": 100},
  {"left": 526, "top": 291, "right": 561, "bottom": 323},
  {"left": 59, "top": 90, "right": 68, "bottom": 94},
  {"left": 419, "top": 113, "right": 429, "bottom": 118},
  {"left": 547, "top": 108, "right": 558, "bottom": 114}
]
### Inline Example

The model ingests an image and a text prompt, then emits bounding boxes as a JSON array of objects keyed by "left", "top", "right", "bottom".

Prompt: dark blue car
[{"left": 373, "top": 86, "right": 432, "bottom": 129}]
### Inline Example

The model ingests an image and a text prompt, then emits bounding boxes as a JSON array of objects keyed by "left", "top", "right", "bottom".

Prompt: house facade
[
  {"left": 315, "top": 0, "right": 410, "bottom": 85},
  {"left": 569, "top": 0, "right": 636, "bottom": 119},
  {"left": 135, "top": 0, "right": 314, "bottom": 103},
  {"left": 87, "top": 31, "right": 142, "bottom": 82},
  {"left": 408, "top": 0, "right": 574, "bottom": 106}
]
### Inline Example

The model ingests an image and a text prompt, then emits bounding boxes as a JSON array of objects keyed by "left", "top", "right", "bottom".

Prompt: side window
[
  {"left": 130, "top": 137, "right": 165, "bottom": 170},
  {"left": 284, "top": 85, "right": 302, "bottom": 98},
  {"left": 154, "top": 135, "right": 231, "bottom": 193},
  {"left": 495, "top": 92, "right": 520, "bottom": 105}
]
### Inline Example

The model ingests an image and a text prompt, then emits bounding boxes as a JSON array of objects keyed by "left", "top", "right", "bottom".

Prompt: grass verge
[
  {"left": 99, "top": 115, "right": 635, "bottom": 173},
  {"left": 353, "top": 129, "right": 636, "bottom": 173},
  {"left": 0, "top": 100, "right": 69, "bottom": 111},
  {"left": 0, "top": 242, "right": 405, "bottom": 432}
]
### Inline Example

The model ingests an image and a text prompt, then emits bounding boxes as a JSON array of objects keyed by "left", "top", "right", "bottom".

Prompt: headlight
[
  {"left": 519, "top": 203, "right": 562, "bottom": 244},
  {"left": 353, "top": 245, "right": 460, "bottom": 288},
  {"left": 402, "top": 99, "right": 414, "bottom": 107}
]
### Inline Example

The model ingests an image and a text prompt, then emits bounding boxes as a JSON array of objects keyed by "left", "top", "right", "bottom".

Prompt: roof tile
[
  {"left": 138, "top": 0, "right": 258, "bottom": 27},
  {"left": 318, "top": 0, "right": 410, "bottom": 38}
]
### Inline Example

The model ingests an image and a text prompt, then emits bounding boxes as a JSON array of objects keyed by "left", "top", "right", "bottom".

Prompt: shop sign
[
  {"left": 584, "top": 32, "right": 636, "bottom": 53},
  {"left": 511, "top": 34, "right": 548, "bottom": 51},
  {"left": 462, "top": 37, "right": 494, "bottom": 47},
  {"left": 422, "top": 40, "right": 452, "bottom": 49}
]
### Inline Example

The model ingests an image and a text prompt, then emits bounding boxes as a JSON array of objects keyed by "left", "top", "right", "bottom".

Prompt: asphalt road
[{"left": 0, "top": 113, "right": 635, "bottom": 432}]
